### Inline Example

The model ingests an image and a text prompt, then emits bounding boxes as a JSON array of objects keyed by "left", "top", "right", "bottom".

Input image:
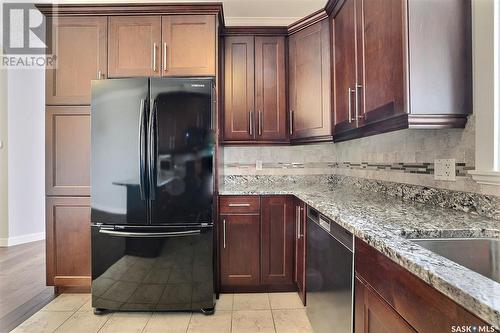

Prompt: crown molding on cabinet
[
  {"left": 287, "top": 8, "right": 328, "bottom": 34},
  {"left": 225, "top": 17, "right": 301, "bottom": 27}
]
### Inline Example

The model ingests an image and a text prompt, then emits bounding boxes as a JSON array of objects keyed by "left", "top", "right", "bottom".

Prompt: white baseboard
[{"left": 0, "top": 232, "right": 45, "bottom": 247}]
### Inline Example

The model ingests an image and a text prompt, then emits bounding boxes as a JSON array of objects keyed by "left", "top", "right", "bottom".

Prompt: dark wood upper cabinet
[
  {"left": 254, "top": 36, "right": 287, "bottom": 141},
  {"left": 219, "top": 214, "right": 261, "bottom": 287},
  {"left": 46, "top": 17, "right": 107, "bottom": 105},
  {"left": 261, "top": 196, "right": 294, "bottom": 286},
  {"left": 223, "top": 36, "right": 255, "bottom": 141},
  {"left": 46, "top": 106, "right": 90, "bottom": 196},
  {"left": 288, "top": 19, "right": 332, "bottom": 142},
  {"left": 161, "top": 15, "right": 216, "bottom": 76},
  {"left": 223, "top": 35, "right": 287, "bottom": 143},
  {"left": 108, "top": 16, "right": 162, "bottom": 77},
  {"left": 294, "top": 198, "right": 306, "bottom": 305},
  {"left": 332, "top": 0, "right": 471, "bottom": 142}
]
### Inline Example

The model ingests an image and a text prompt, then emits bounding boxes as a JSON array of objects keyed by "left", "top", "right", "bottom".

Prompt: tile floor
[{"left": 11, "top": 292, "right": 313, "bottom": 333}]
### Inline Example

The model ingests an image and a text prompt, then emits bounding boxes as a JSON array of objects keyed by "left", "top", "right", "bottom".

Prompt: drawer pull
[{"left": 228, "top": 203, "right": 251, "bottom": 207}]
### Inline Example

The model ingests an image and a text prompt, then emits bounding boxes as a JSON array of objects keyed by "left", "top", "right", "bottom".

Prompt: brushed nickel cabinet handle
[
  {"left": 355, "top": 83, "right": 363, "bottom": 121},
  {"left": 296, "top": 206, "right": 300, "bottom": 240},
  {"left": 289, "top": 110, "right": 294, "bottom": 135},
  {"left": 163, "top": 42, "right": 167, "bottom": 72},
  {"left": 152, "top": 42, "right": 157, "bottom": 72},
  {"left": 249, "top": 110, "right": 254, "bottom": 136},
  {"left": 97, "top": 69, "right": 102, "bottom": 80},
  {"left": 348, "top": 87, "right": 353, "bottom": 123},
  {"left": 258, "top": 110, "right": 262, "bottom": 136},
  {"left": 299, "top": 206, "right": 304, "bottom": 238},
  {"left": 228, "top": 203, "right": 250, "bottom": 207},
  {"left": 223, "top": 219, "right": 227, "bottom": 249}
]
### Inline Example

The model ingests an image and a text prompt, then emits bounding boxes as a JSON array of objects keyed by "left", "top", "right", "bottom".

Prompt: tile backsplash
[{"left": 223, "top": 115, "right": 499, "bottom": 197}]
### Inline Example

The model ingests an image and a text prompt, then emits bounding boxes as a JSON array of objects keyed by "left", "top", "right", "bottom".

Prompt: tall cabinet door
[
  {"left": 46, "top": 106, "right": 90, "bottom": 196},
  {"left": 161, "top": 15, "right": 216, "bottom": 76},
  {"left": 294, "top": 199, "right": 306, "bottom": 304},
  {"left": 254, "top": 36, "right": 287, "bottom": 141},
  {"left": 46, "top": 17, "right": 107, "bottom": 105},
  {"left": 333, "top": 0, "right": 358, "bottom": 133},
  {"left": 360, "top": 0, "right": 405, "bottom": 123},
  {"left": 108, "top": 16, "right": 161, "bottom": 77},
  {"left": 223, "top": 36, "right": 255, "bottom": 141},
  {"left": 261, "top": 196, "right": 294, "bottom": 286},
  {"left": 288, "top": 20, "right": 331, "bottom": 141},
  {"left": 220, "top": 215, "right": 261, "bottom": 287}
]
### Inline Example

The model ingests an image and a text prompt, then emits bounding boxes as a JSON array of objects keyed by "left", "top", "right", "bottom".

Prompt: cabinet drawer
[{"left": 219, "top": 196, "right": 260, "bottom": 214}]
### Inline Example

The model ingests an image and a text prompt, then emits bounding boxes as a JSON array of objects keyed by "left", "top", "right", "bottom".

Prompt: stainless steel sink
[{"left": 411, "top": 238, "right": 500, "bottom": 283}]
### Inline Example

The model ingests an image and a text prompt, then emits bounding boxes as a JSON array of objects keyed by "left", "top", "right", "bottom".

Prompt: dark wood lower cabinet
[
  {"left": 46, "top": 197, "right": 91, "bottom": 289},
  {"left": 219, "top": 214, "right": 261, "bottom": 287},
  {"left": 355, "top": 238, "right": 493, "bottom": 333},
  {"left": 261, "top": 196, "right": 294, "bottom": 286},
  {"left": 294, "top": 198, "right": 306, "bottom": 305},
  {"left": 355, "top": 276, "right": 416, "bottom": 333},
  {"left": 219, "top": 195, "right": 296, "bottom": 292}
]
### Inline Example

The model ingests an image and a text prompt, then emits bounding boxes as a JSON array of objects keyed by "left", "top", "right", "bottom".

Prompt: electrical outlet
[
  {"left": 256, "top": 160, "right": 263, "bottom": 171},
  {"left": 434, "top": 159, "right": 456, "bottom": 181}
]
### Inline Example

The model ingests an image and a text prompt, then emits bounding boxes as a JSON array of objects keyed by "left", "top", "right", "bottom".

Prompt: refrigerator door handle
[
  {"left": 99, "top": 229, "right": 201, "bottom": 238},
  {"left": 138, "top": 99, "right": 146, "bottom": 200},
  {"left": 148, "top": 100, "right": 157, "bottom": 200}
]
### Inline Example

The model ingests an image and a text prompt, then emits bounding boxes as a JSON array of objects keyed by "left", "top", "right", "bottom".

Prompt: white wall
[{"left": 6, "top": 68, "right": 45, "bottom": 243}]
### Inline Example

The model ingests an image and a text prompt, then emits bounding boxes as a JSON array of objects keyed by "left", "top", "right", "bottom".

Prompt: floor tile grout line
[
  {"left": 48, "top": 308, "right": 77, "bottom": 333},
  {"left": 139, "top": 312, "right": 153, "bottom": 333}
]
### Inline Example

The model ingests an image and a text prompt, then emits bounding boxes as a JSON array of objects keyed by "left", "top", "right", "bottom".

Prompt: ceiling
[{"left": 51, "top": 0, "right": 327, "bottom": 26}]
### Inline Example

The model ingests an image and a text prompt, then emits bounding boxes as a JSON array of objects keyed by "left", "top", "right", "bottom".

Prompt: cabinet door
[
  {"left": 220, "top": 215, "right": 260, "bottom": 287},
  {"left": 294, "top": 199, "right": 306, "bottom": 304},
  {"left": 46, "top": 197, "right": 91, "bottom": 287},
  {"left": 162, "top": 15, "right": 216, "bottom": 76},
  {"left": 289, "top": 20, "right": 331, "bottom": 141},
  {"left": 46, "top": 107, "right": 90, "bottom": 196},
  {"left": 255, "top": 36, "right": 287, "bottom": 141},
  {"left": 223, "top": 36, "right": 255, "bottom": 141},
  {"left": 261, "top": 196, "right": 294, "bottom": 285},
  {"left": 360, "top": 0, "right": 405, "bottom": 123},
  {"left": 108, "top": 16, "right": 161, "bottom": 77},
  {"left": 46, "top": 17, "right": 107, "bottom": 105},
  {"left": 355, "top": 277, "right": 416, "bottom": 333},
  {"left": 333, "top": 0, "right": 358, "bottom": 133}
]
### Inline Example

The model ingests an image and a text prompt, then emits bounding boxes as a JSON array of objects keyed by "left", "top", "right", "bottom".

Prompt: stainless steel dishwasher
[{"left": 306, "top": 207, "right": 354, "bottom": 333}]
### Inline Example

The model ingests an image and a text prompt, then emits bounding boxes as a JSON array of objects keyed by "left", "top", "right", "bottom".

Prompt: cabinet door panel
[
  {"left": 255, "top": 36, "right": 287, "bottom": 141},
  {"left": 261, "top": 196, "right": 294, "bottom": 285},
  {"left": 46, "top": 107, "right": 90, "bottom": 196},
  {"left": 333, "top": 0, "right": 357, "bottom": 132},
  {"left": 361, "top": 0, "right": 405, "bottom": 123},
  {"left": 108, "top": 16, "right": 161, "bottom": 77},
  {"left": 294, "top": 199, "right": 306, "bottom": 304},
  {"left": 223, "top": 36, "right": 255, "bottom": 141},
  {"left": 162, "top": 15, "right": 215, "bottom": 76},
  {"left": 220, "top": 215, "right": 260, "bottom": 286},
  {"left": 46, "top": 17, "right": 107, "bottom": 105},
  {"left": 289, "top": 20, "right": 331, "bottom": 140},
  {"left": 46, "top": 197, "right": 91, "bottom": 287},
  {"left": 355, "top": 277, "right": 417, "bottom": 333}
]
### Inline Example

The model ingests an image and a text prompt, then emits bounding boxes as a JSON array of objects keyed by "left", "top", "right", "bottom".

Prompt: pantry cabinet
[
  {"left": 46, "top": 17, "right": 107, "bottom": 105},
  {"left": 219, "top": 195, "right": 295, "bottom": 291},
  {"left": 223, "top": 34, "right": 287, "bottom": 143},
  {"left": 332, "top": 0, "right": 471, "bottom": 142},
  {"left": 294, "top": 198, "right": 306, "bottom": 305},
  {"left": 288, "top": 18, "right": 332, "bottom": 143}
]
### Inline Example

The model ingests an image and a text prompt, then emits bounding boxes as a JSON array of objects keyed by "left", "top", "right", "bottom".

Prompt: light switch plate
[
  {"left": 256, "top": 160, "right": 263, "bottom": 171},
  {"left": 434, "top": 159, "right": 456, "bottom": 181}
]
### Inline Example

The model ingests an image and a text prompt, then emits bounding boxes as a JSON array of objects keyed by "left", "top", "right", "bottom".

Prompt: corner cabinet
[
  {"left": 223, "top": 34, "right": 287, "bottom": 143},
  {"left": 109, "top": 15, "right": 216, "bottom": 78},
  {"left": 332, "top": 0, "right": 471, "bottom": 142},
  {"left": 288, "top": 18, "right": 332, "bottom": 143},
  {"left": 218, "top": 195, "right": 295, "bottom": 292}
]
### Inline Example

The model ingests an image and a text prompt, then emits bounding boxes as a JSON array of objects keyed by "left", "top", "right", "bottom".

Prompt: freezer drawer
[{"left": 91, "top": 224, "right": 214, "bottom": 312}]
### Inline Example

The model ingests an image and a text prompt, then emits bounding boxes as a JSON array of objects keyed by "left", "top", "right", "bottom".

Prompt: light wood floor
[
  {"left": 11, "top": 293, "right": 313, "bottom": 333},
  {"left": 0, "top": 241, "right": 55, "bottom": 332}
]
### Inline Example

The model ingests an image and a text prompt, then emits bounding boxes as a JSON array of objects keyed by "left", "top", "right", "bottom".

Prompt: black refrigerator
[{"left": 90, "top": 77, "right": 215, "bottom": 314}]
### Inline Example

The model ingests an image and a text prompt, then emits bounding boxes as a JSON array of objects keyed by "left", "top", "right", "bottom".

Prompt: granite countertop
[{"left": 220, "top": 179, "right": 500, "bottom": 328}]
